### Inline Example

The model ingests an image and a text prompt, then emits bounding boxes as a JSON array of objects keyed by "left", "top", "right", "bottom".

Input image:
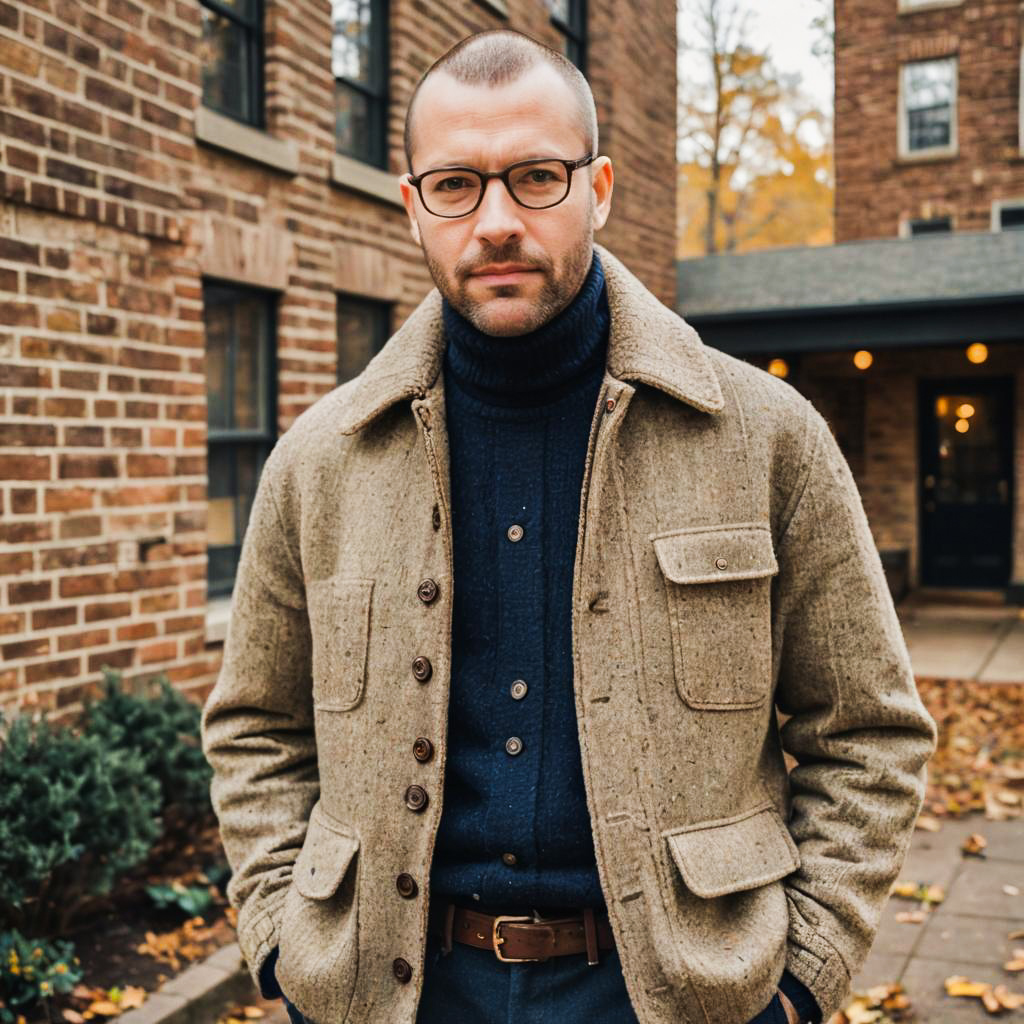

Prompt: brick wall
[
  {"left": 0, "top": 0, "right": 677, "bottom": 716},
  {"left": 835, "top": 0, "right": 1024, "bottom": 241}
]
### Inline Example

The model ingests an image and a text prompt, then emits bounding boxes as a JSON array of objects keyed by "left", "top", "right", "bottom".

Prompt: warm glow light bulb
[
  {"left": 966, "top": 343, "right": 988, "bottom": 364},
  {"left": 853, "top": 350, "right": 873, "bottom": 370},
  {"left": 955, "top": 418, "right": 970, "bottom": 433},
  {"left": 956, "top": 403, "right": 975, "bottom": 419},
  {"left": 935, "top": 397, "right": 949, "bottom": 417},
  {"left": 768, "top": 358, "right": 789, "bottom": 378}
]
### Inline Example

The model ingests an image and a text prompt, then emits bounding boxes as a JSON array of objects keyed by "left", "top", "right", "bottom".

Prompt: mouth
[{"left": 471, "top": 268, "right": 539, "bottom": 285}]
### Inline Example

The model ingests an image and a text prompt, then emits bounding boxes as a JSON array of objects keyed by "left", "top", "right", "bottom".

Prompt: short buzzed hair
[{"left": 403, "top": 29, "right": 598, "bottom": 174}]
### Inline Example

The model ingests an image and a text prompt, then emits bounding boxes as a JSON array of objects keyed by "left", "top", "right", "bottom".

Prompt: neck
[{"left": 442, "top": 248, "right": 609, "bottom": 406}]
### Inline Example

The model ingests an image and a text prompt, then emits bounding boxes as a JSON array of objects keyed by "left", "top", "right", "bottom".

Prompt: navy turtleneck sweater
[{"left": 430, "top": 247, "right": 610, "bottom": 911}]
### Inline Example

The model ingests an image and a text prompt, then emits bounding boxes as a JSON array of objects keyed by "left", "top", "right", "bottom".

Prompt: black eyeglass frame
[{"left": 407, "top": 153, "right": 597, "bottom": 218}]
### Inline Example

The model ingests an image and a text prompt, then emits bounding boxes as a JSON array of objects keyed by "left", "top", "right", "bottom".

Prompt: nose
[{"left": 472, "top": 175, "right": 525, "bottom": 248}]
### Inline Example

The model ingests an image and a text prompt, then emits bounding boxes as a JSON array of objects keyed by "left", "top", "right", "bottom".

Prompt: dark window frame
[
  {"left": 204, "top": 279, "right": 278, "bottom": 599},
  {"left": 998, "top": 205, "right": 1024, "bottom": 230},
  {"left": 549, "top": 0, "right": 587, "bottom": 74},
  {"left": 909, "top": 216, "right": 953, "bottom": 236},
  {"left": 199, "top": 0, "right": 266, "bottom": 129},
  {"left": 336, "top": 291, "right": 392, "bottom": 385},
  {"left": 332, "top": 0, "right": 390, "bottom": 169}
]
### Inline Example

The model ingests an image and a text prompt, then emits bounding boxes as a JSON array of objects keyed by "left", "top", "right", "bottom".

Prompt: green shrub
[
  {"left": 0, "top": 929, "right": 82, "bottom": 1024},
  {"left": 0, "top": 711, "right": 163, "bottom": 937},
  {"left": 82, "top": 668, "right": 212, "bottom": 816}
]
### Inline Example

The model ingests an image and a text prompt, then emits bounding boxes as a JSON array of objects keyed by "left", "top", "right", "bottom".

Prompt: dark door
[{"left": 919, "top": 377, "right": 1014, "bottom": 588}]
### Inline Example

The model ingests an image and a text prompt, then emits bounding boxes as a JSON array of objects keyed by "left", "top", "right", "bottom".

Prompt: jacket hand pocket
[
  {"left": 651, "top": 522, "right": 778, "bottom": 709},
  {"left": 661, "top": 800, "right": 800, "bottom": 899},
  {"left": 306, "top": 576, "right": 374, "bottom": 712},
  {"left": 276, "top": 804, "right": 361, "bottom": 1024}
]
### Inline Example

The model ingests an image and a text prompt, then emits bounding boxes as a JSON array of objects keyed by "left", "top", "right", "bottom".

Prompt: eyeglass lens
[{"left": 419, "top": 161, "right": 572, "bottom": 216}]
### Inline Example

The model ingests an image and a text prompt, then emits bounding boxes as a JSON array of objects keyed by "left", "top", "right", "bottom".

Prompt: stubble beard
[{"left": 420, "top": 222, "right": 595, "bottom": 338}]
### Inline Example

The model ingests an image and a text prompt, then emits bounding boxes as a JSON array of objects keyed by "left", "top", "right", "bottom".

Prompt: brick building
[
  {"left": 835, "top": 0, "right": 1024, "bottom": 241},
  {"left": 0, "top": 0, "right": 678, "bottom": 714},
  {"left": 679, "top": 0, "right": 1024, "bottom": 604}
]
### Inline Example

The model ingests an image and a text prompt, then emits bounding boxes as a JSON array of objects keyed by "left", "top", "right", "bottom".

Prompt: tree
[{"left": 677, "top": 0, "right": 834, "bottom": 257}]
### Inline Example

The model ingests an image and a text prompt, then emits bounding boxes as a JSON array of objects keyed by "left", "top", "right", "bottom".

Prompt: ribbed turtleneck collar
[{"left": 441, "top": 247, "right": 609, "bottom": 407}]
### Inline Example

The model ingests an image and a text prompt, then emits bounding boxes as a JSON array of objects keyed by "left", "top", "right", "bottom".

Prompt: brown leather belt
[{"left": 428, "top": 902, "right": 615, "bottom": 965}]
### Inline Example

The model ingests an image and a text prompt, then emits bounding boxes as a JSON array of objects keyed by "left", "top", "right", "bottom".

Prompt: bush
[
  {"left": 82, "top": 668, "right": 212, "bottom": 817},
  {"left": 0, "top": 929, "right": 82, "bottom": 1024},
  {"left": 0, "top": 711, "right": 163, "bottom": 937}
]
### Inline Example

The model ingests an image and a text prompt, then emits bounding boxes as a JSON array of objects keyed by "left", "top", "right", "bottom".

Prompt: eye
[
  {"left": 436, "top": 176, "right": 472, "bottom": 192},
  {"left": 526, "top": 169, "right": 556, "bottom": 183}
]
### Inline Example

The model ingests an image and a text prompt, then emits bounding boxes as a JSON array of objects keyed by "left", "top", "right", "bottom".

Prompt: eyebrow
[{"left": 425, "top": 153, "right": 557, "bottom": 169}]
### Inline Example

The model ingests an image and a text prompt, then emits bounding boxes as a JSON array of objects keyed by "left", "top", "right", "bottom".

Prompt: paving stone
[
  {"left": 978, "top": 621, "right": 1024, "bottom": 683},
  {"left": 934, "top": 859, "right": 1024, "bottom": 919},
  {"left": 204, "top": 942, "right": 244, "bottom": 972},
  {"left": 899, "top": 957, "right": 1021, "bottom": 1022},
  {"left": 118, "top": 993, "right": 188, "bottom": 1024},
  {"left": 903, "top": 619, "right": 1007, "bottom": 679},
  {"left": 163, "top": 963, "right": 231, "bottom": 998},
  {"left": 849, "top": 949, "right": 908, "bottom": 992},
  {"left": 912, "top": 912, "right": 1024, "bottom": 966},
  {"left": 981, "top": 818, "right": 1024, "bottom": 863},
  {"left": 869, "top": 897, "right": 930, "bottom": 956}
]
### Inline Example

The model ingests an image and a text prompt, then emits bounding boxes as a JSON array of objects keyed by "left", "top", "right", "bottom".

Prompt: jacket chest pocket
[
  {"left": 306, "top": 576, "right": 374, "bottom": 712},
  {"left": 651, "top": 523, "right": 778, "bottom": 710}
]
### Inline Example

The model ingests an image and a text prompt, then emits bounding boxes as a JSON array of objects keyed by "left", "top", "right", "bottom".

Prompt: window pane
[
  {"left": 910, "top": 217, "right": 952, "bottom": 235},
  {"left": 234, "top": 298, "right": 268, "bottom": 432},
  {"left": 200, "top": 8, "right": 254, "bottom": 122},
  {"left": 335, "top": 81, "right": 371, "bottom": 160},
  {"left": 208, "top": 444, "right": 236, "bottom": 547},
  {"left": 338, "top": 297, "right": 388, "bottom": 384},
  {"left": 904, "top": 59, "right": 954, "bottom": 151},
  {"left": 1000, "top": 206, "right": 1024, "bottom": 229},
  {"left": 332, "top": 0, "right": 373, "bottom": 85},
  {"left": 549, "top": 0, "right": 571, "bottom": 21},
  {"left": 206, "top": 302, "right": 232, "bottom": 431},
  {"left": 214, "top": 0, "right": 258, "bottom": 20}
]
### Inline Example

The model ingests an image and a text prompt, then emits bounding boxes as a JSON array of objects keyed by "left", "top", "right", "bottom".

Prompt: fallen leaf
[
  {"left": 962, "top": 833, "right": 988, "bottom": 856},
  {"left": 1003, "top": 884, "right": 1020, "bottom": 897}
]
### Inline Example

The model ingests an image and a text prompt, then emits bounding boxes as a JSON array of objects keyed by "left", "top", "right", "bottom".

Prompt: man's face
[{"left": 399, "top": 63, "right": 614, "bottom": 337}]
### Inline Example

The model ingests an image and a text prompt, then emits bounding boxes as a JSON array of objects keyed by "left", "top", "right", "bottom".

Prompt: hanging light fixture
[
  {"left": 966, "top": 343, "right": 988, "bottom": 364},
  {"left": 768, "top": 358, "right": 789, "bottom": 378},
  {"left": 853, "top": 350, "right": 873, "bottom": 370}
]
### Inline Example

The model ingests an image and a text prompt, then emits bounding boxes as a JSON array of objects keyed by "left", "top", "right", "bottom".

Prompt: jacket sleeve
[
  {"left": 771, "top": 402, "right": 938, "bottom": 1022},
  {"left": 200, "top": 444, "right": 318, "bottom": 993}
]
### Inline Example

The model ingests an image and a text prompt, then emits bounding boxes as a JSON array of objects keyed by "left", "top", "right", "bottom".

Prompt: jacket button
[
  {"left": 605, "top": 397, "right": 616, "bottom": 412},
  {"left": 715, "top": 557, "right": 728, "bottom": 570},
  {"left": 501, "top": 852, "right": 518, "bottom": 866},
  {"left": 505, "top": 736, "right": 524, "bottom": 756},
  {"left": 404, "top": 784, "right": 429, "bottom": 812},
  {"left": 417, "top": 578, "right": 439, "bottom": 604},
  {"left": 412, "top": 656, "right": 433, "bottom": 682},
  {"left": 413, "top": 737, "right": 434, "bottom": 762},
  {"left": 507, "top": 524, "right": 524, "bottom": 542},
  {"left": 510, "top": 679, "right": 528, "bottom": 700},
  {"left": 392, "top": 957, "right": 412, "bottom": 983},
  {"left": 396, "top": 872, "right": 418, "bottom": 898}
]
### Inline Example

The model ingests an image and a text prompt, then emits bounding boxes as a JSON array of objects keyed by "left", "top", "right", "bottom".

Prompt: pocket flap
[
  {"left": 293, "top": 806, "right": 360, "bottom": 900},
  {"left": 651, "top": 523, "right": 778, "bottom": 584},
  {"left": 662, "top": 802, "right": 800, "bottom": 898}
]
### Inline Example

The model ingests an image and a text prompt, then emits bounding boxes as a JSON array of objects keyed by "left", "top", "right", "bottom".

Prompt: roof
[{"left": 676, "top": 230, "right": 1024, "bottom": 318}]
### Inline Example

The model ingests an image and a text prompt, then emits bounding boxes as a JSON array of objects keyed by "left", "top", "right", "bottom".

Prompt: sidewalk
[
  {"left": 897, "top": 592, "right": 1024, "bottom": 683},
  {"left": 849, "top": 814, "right": 1024, "bottom": 1021}
]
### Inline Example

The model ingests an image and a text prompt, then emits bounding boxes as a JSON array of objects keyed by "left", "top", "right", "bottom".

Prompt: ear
[
  {"left": 399, "top": 174, "right": 423, "bottom": 246},
  {"left": 590, "top": 157, "right": 614, "bottom": 232}
]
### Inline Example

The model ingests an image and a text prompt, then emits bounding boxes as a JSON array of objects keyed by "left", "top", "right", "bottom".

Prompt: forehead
[{"left": 413, "top": 63, "right": 585, "bottom": 170}]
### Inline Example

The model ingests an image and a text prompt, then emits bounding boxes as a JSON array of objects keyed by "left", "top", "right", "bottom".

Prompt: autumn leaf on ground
[
  {"left": 216, "top": 1005, "right": 266, "bottom": 1024},
  {"left": 832, "top": 981, "right": 914, "bottom": 1023},
  {"left": 945, "top": 975, "right": 1024, "bottom": 1013},
  {"left": 962, "top": 833, "right": 987, "bottom": 857},
  {"left": 136, "top": 917, "right": 220, "bottom": 971},
  {"left": 914, "top": 814, "right": 941, "bottom": 832},
  {"left": 890, "top": 881, "right": 945, "bottom": 906},
  {"left": 1004, "top": 949, "right": 1024, "bottom": 972}
]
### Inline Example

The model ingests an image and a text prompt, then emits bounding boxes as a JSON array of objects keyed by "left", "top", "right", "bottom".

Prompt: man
[{"left": 201, "top": 28, "right": 937, "bottom": 1024}]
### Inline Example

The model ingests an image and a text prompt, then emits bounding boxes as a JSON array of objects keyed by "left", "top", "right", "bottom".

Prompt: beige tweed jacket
[{"left": 200, "top": 241, "right": 938, "bottom": 1024}]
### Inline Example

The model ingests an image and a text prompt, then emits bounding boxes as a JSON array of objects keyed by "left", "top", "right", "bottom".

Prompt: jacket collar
[{"left": 336, "top": 241, "right": 724, "bottom": 435}]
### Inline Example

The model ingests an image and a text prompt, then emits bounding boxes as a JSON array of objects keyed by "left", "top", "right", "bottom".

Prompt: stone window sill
[
  {"left": 330, "top": 152, "right": 405, "bottom": 209},
  {"left": 898, "top": 0, "right": 964, "bottom": 12},
  {"left": 196, "top": 106, "right": 300, "bottom": 176},
  {"left": 205, "top": 595, "right": 233, "bottom": 645},
  {"left": 475, "top": 0, "right": 509, "bottom": 15},
  {"left": 894, "top": 148, "right": 958, "bottom": 165}
]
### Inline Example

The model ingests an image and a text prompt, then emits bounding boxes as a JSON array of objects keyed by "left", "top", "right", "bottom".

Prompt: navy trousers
[{"left": 279, "top": 936, "right": 787, "bottom": 1024}]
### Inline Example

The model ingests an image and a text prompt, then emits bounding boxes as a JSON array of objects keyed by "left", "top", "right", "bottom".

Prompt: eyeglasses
[{"left": 407, "top": 153, "right": 597, "bottom": 218}]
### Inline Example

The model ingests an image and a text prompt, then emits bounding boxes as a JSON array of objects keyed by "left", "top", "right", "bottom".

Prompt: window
[
  {"left": 909, "top": 216, "right": 952, "bottom": 235},
  {"left": 547, "top": 0, "right": 587, "bottom": 72},
  {"left": 993, "top": 201, "right": 1024, "bottom": 230},
  {"left": 332, "top": 0, "right": 389, "bottom": 168},
  {"left": 337, "top": 294, "right": 391, "bottom": 384},
  {"left": 205, "top": 283, "right": 276, "bottom": 597},
  {"left": 199, "top": 0, "right": 265, "bottom": 126},
  {"left": 899, "top": 57, "right": 957, "bottom": 157}
]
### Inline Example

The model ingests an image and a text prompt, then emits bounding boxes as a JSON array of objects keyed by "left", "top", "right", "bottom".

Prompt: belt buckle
[{"left": 491, "top": 914, "right": 543, "bottom": 963}]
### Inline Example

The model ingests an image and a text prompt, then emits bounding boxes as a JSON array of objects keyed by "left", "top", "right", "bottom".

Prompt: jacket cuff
[
  {"left": 779, "top": 968, "right": 822, "bottom": 1023},
  {"left": 258, "top": 946, "right": 283, "bottom": 1000}
]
